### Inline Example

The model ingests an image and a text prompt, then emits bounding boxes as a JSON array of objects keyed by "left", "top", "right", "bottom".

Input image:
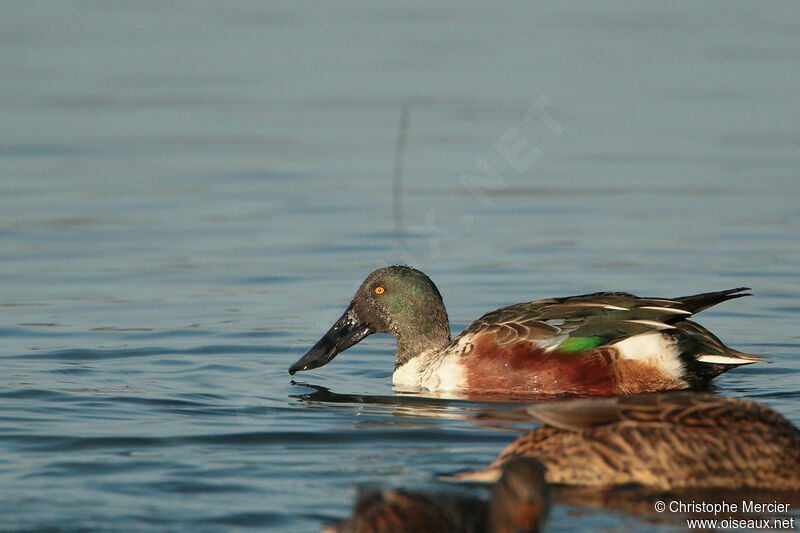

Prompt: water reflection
[{"left": 290, "top": 381, "right": 476, "bottom": 421}]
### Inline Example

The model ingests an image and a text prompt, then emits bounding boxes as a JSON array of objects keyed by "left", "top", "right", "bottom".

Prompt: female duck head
[{"left": 289, "top": 266, "right": 451, "bottom": 375}]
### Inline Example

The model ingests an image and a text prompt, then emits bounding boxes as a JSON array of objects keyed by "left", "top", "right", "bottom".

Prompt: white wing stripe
[
  {"left": 639, "top": 306, "right": 692, "bottom": 315},
  {"left": 626, "top": 320, "right": 676, "bottom": 330}
]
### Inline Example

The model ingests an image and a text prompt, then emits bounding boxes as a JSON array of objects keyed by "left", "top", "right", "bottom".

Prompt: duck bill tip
[{"left": 288, "top": 305, "right": 371, "bottom": 375}]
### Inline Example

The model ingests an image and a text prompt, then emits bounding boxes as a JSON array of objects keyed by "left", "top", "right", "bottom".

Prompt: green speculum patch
[{"left": 558, "top": 336, "right": 603, "bottom": 352}]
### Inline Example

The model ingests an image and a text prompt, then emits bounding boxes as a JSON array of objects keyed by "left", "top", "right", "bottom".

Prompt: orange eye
[{"left": 374, "top": 286, "right": 385, "bottom": 294}]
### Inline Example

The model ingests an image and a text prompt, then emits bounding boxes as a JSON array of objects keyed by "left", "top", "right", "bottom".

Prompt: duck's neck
[{"left": 394, "top": 316, "right": 451, "bottom": 369}]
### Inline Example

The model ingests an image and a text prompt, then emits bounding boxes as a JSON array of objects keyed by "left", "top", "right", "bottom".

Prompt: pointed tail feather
[
  {"left": 694, "top": 346, "right": 767, "bottom": 382},
  {"left": 697, "top": 350, "right": 768, "bottom": 366},
  {"left": 676, "top": 319, "right": 768, "bottom": 369},
  {"left": 675, "top": 287, "right": 751, "bottom": 314}
]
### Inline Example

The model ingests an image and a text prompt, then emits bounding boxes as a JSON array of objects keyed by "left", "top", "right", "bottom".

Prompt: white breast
[{"left": 392, "top": 351, "right": 466, "bottom": 392}]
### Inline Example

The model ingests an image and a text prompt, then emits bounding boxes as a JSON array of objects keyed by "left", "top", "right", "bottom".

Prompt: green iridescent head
[{"left": 289, "top": 265, "right": 451, "bottom": 375}]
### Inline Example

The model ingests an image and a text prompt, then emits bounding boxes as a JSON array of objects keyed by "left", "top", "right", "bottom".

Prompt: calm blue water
[{"left": 2, "top": 2, "right": 799, "bottom": 531}]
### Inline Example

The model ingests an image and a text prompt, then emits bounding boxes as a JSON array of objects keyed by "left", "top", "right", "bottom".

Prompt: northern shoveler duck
[
  {"left": 325, "top": 457, "right": 549, "bottom": 533},
  {"left": 451, "top": 392, "right": 800, "bottom": 490},
  {"left": 289, "top": 266, "right": 762, "bottom": 396}
]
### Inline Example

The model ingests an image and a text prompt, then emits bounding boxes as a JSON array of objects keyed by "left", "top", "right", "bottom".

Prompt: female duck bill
[{"left": 289, "top": 304, "right": 373, "bottom": 375}]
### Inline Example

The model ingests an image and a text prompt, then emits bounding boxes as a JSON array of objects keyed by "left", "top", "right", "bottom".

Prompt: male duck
[
  {"left": 289, "top": 266, "right": 762, "bottom": 395},
  {"left": 451, "top": 392, "right": 800, "bottom": 490},
  {"left": 325, "top": 457, "right": 549, "bottom": 533}
]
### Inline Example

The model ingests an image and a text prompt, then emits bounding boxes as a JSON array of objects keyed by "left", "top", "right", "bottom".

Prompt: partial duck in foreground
[
  {"left": 289, "top": 266, "right": 763, "bottom": 395},
  {"left": 452, "top": 392, "right": 800, "bottom": 491},
  {"left": 325, "top": 457, "right": 548, "bottom": 533}
]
